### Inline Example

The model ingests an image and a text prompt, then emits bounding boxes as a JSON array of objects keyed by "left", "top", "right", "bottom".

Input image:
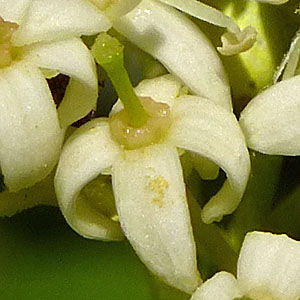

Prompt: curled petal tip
[{"left": 218, "top": 26, "right": 257, "bottom": 56}]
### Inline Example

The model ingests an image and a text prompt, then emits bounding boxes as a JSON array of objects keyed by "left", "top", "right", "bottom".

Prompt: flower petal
[
  {"left": 113, "top": 0, "right": 232, "bottom": 111},
  {"left": 240, "top": 75, "right": 300, "bottom": 155},
  {"left": 0, "top": 172, "right": 57, "bottom": 217},
  {"left": 90, "top": 0, "right": 142, "bottom": 19},
  {"left": 110, "top": 73, "right": 183, "bottom": 115},
  {"left": 255, "top": 0, "right": 288, "bottom": 4},
  {"left": 238, "top": 231, "right": 300, "bottom": 300},
  {"left": 169, "top": 95, "right": 250, "bottom": 223},
  {"left": 189, "top": 154, "right": 219, "bottom": 181},
  {"left": 217, "top": 26, "right": 257, "bottom": 56},
  {"left": 0, "top": 0, "right": 30, "bottom": 24},
  {"left": 112, "top": 143, "right": 201, "bottom": 294},
  {"left": 23, "top": 38, "right": 98, "bottom": 127},
  {"left": 12, "top": 0, "right": 111, "bottom": 46},
  {"left": 135, "top": 73, "right": 183, "bottom": 106},
  {"left": 0, "top": 63, "right": 63, "bottom": 192},
  {"left": 191, "top": 272, "right": 243, "bottom": 300},
  {"left": 55, "top": 119, "right": 124, "bottom": 241}
]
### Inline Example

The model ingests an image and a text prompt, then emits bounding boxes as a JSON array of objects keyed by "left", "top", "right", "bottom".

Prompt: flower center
[
  {"left": 0, "top": 16, "right": 19, "bottom": 69},
  {"left": 109, "top": 97, "right": 172, "bottom": 150}
]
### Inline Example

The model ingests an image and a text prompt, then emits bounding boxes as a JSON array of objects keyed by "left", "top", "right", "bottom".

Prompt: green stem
[{"left": 91, "top": 33, "right": 148, "bottom": 127}]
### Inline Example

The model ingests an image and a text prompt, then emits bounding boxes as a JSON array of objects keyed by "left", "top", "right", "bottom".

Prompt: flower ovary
[{"left": 109, "top": 97, "right": 172, "bottom": 150}]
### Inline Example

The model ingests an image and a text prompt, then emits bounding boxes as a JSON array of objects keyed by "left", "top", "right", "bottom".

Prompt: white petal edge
[
  {"left": 158, "top": 0, "right": 240, "bottom": 33},
  {"left": 240, "top": 75, "right": 300, "bottom": 155},
  {"left": 189, "top": 153, "right": 219, "bottom": 181},
  {"left": 90, "top": 0, "right": 142, "bottom": 19},
  {"left": 112, "top": 143, "right": 201, "bottom": 294},
  {"left": 191, "top": 271, "right": 243, "bottom": 300},
  {"left": 255, "top": 0, "right": 288, "bottom": 4},
  {"left": 169, "top": 95, "right": 250, "bottom": 223},
  {"left": 0, "top": 0, "right": 30, "bottom": 24},
  {"left": 217, "top": 26, "right": 257, "bottom": 56},
  {"left": 54, "top": 119, "right": 124, "bottom": 241},
  {"left": 0, "top": 172, "right": 57, "bottom": 217},
  {"left": 23, "top": 38, "right": 98, "bottom": 128},
  {"left": 12, "top": 0, "right": 111, "bottom": 46},
  {"left": 238, "top": 231, "right": 300, "bottom": 300},
  {"left": 0, "top": 62, "right": 63, "bottom": 192},
  {"left": 113, "top": 0, "right": 232, "bottom": 111},
  {"left": 110, "top": 73, "right": 183, "bottom": 115},
  {"left": 158, "top": 0, "right": 256, "bottom": 56}
]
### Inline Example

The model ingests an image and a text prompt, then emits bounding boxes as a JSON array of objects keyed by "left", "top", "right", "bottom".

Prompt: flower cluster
[{"left": 1, "top": 0, "right": 300, "bottom": 299}]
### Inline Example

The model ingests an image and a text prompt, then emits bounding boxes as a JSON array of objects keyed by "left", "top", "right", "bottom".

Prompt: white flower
[
  {"left": 0, "top": 0, "right": 111, "bottom": 191},
  {"left": 191, "top": 231, "right": 300, "bottom": 300},
  {"left": 54, "top": 74, "right": 250, "bottom": 293},
  {"left": 239, "top": 75, "right": 300, "bottom": 156}
]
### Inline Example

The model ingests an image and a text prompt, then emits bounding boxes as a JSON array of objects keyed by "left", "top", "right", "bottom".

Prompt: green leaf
[{"left": 0, "top": 206, "right": 154, "bottom": 299}]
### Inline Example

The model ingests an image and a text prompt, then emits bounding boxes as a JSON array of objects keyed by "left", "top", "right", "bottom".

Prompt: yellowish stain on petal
[{"left": 148, "top": 175, "right": 169, "bottom": 208}]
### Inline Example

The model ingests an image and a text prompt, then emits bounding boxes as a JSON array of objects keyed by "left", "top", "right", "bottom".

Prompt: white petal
[
  {"left": 0, "top": 0, "right": 30, "bottom": 24},
  {"left": 169, "top": 95, "right": 250, "bottom": 223},
  {"left": 191, "top": 272, "right": 243, "bottom": 300},
  {"left": 274, "top": 30, "right": 300, "bottom": 83},
  {"left": 135, "top": 73, "right": 183, "bottom": 106},
  {"left": 90, "top": 0, "right": 142, "bottom": 19},
  {"left": 0, "top": 63, "right": 63, "bottom": 192},
  {"left": 238, "top": 231, "right": 300, "bottom": 300},
  {"left": 0, "top": 172, "right": 57, "bottom": 217},
  {"left": 190, "top": 154, "right": 219, "bottom": 181},
  {"left": 12, "top": 0, "right": 111, "bottom": 46},
  {"left": 23, "top": 38, "right": 98, "bottom": 127},
  {"left": 110, "top": 73, "right": 183, "bottom": 115},
  {"left": 158, "top": 0, "right": 239, "bottom": 33},
  {"left": 217, "top": 26, "right": 257, "bottom": 56},
  {"left": 112, "top": 143, "right": 201, "bottom": 294},
  {"left": 113, "top": 0, "right": 232, "bottom": 111},
  {"left": 54, "top": 119, "right": 123, "bottom": 241},
  {"left": 255, "top": 0, "right": 288, "bottom": 4},
  {"left": 240, "top": 75, "right": 300, "bottom": 155}
]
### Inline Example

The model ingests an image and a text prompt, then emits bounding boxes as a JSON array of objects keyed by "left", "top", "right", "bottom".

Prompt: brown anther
[{"left": 109, "top": 97, "right": 172, "bottom": 150}]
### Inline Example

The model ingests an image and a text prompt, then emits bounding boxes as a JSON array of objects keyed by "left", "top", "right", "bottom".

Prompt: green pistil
[{"left": 91, "top": 33, "right": 148, "bottom": 127}]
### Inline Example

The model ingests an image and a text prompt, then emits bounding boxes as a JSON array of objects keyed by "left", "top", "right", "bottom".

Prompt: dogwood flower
[
  {"left": 191, "top": 231, "right": 300, "bottom": 300},
  {"left": 54, "top": 73, "right": 250, "bottom": 293},
  {"left": 0, "top": 0, "right": 111, "bottom": 192},
  {"left": 88, "top": 0, "right": 256, "bottom": 189}
]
